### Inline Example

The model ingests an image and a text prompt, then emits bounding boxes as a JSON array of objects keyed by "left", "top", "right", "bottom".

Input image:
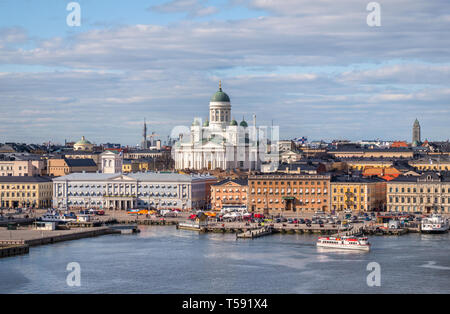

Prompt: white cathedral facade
[{"left": 173, "top": 82, "right": 262, "bottom": 171}]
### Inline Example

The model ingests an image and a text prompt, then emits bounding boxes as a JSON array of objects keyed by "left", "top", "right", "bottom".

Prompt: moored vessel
[{"left": 421, "top": 214, "right": 449, "bottom": 234}]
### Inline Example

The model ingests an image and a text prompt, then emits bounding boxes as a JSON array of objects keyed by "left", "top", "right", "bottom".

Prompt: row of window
[
  {"left": 388, "top": 206, "right": 450, "bottom": 212},
  {"left": 252, "top": 198, "right": 326, "bottom": 204},
  {"left": 63, "top": 191, "right": 184, "bottom": 197},
  {"left": 252, "top": 188, "right": 328, "bottom": 194},
  {"left": 215, "top": 188, "right": 247, "bottom": 193},
  {"left": 216, "top": 196, "right": 246, "bottom": 200},
  {"left": 333, "top": 196, "right": 370, "bottom": 202},
  {"left": 1, "top": 192, "right": 38, "bottom": 197},
  {"left": 65, "top": 183, "right": 184, "bottom": 189},
  {"left": 389, "top": 196, "right": 450, "bottom": 204},
  {"left": 0, "top": 185, "right": 38, "bottom": 190},
  {"left": 389, "top": 186, "right": 450, "bottom": 193},
  {"left": 251, "top": 181, "right": 327, "bottom": 186},
  {"left": 0, "top": 166, "right": 27, "bottom": 170}
]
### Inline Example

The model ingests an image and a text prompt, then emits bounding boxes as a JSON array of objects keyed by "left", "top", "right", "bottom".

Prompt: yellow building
[
  {"left": 122, "top": 160, "right": 140, "bottom": 173},
  {"left": 331, "top": 176, "right": 386, "bottom": 212},
  {"left": 408, "top": 158, "right": 450, "bottom": 172},
  {"left": 345, "top": 159, "right": 394, "bottom": 171},
  {"left": 0, "top": 176, "right": 53, "bottom": 209},
  {"left": 328, "top": 148, "right": 414, "bottom": 159}
]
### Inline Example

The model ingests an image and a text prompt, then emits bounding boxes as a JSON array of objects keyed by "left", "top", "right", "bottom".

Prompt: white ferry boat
[
  {"left": 39, "top": 212, "right": 77, "bottom": 223},
  {"left": 421, "top": 214, "right": 449, "bottom": 234},
  {"left": 317, "top": 236, "right": 371, "bottom": 251}
]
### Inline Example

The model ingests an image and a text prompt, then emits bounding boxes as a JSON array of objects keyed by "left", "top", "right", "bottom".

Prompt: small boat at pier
[{"left": 38, "top": 211, "right": 77, "bottom": 223}]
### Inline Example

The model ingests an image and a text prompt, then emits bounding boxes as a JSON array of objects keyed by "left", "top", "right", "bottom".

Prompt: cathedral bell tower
[{"left": 209, "top": 81, "right": 231, "bottom": 128}]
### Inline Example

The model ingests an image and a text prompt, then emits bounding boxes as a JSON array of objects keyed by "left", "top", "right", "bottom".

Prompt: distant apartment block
[{"left": 0, "top": 159, "right": 46, "bottom": 176}]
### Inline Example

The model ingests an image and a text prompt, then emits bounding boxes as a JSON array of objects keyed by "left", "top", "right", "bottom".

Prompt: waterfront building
[
  {"left": 0, "top": 176, "right": 52, "bottom": 208},
  {"left": 47, "top": 158, "right": 98, "bottom": 177},
  {"left": 73, "top": 136, "right": 94, "bottom": 151},
  {"left": 387, "top": 172, "right": 450, "bottom": 213},
  {"left": 101, "top": 151, "right": 123, "bottom": 174},
  {"left": 173, "top": 82, "right": 260, "bottom": 171},
  {"left": 0, "top": 158, "right": 46, "bottom": 176},
  {"left": 248, "top": 174, "right": 331, "bottom": 214},
  {"left": 412, "top": 119, "right": 421, "bottom": 147},
  {"left": 53, "top": 172, "right": 217, "bottom": 211},
  {"left": 330, "top": 176, "right": 386, "bottom": 212},
  {"left": 210, "top": 179, "right": 248, "bottom": 211}
]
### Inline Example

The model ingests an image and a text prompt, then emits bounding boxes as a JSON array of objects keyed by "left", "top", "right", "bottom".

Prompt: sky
[{"left": 0, "top": 0, "right": 449, "bottom": 146}]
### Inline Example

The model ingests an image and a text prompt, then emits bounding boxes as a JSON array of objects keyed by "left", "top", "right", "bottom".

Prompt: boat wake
[{"left": 418, "top": 261, "right": 450, "bottom": 270}]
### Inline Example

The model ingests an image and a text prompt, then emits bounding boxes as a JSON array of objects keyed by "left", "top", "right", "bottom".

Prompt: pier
[
  {"left": 0, "top": 244, "right": 29, "bottom": 258},
  {"left": 237, "top": 226, "right": 273, "bottom": 239},
  {"left": 0, "top": 226, "right": 121, "bottom": 258}
]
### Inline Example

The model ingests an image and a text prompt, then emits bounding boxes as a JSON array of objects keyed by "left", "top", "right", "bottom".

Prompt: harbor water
[{"left": 1, "top": 226, "right": 449, "bottom": 293}]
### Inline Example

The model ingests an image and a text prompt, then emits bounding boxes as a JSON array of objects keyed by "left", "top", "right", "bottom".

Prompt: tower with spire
[
  {"left": 142, "top": 118, "right": 148, "bottom": 149},
  {"left": 412, "top": 118, "right": 421, "bottom": 147}
]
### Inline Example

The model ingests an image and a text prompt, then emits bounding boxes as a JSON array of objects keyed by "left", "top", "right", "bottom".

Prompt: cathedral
[{"left": 173, "top": 82, "right": 261, "bottom": 171}]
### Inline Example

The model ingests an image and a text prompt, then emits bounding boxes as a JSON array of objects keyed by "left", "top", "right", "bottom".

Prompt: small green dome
[
  {"left": 76, "top": 136, "right": 91, "bottom": 145},
  {"left": 230, "top": 119, "right": 238, "bottom": 126},
  {"left": 240, "top": 120, "right": 248, "bottom": 127},
  {"left": 203, "top": 119, "right": 209, "bottom": 127},
  {"left": 210, "top": 81, "right": 230, "bottom": 102}
]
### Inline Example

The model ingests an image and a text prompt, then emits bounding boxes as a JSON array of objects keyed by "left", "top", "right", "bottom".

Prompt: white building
[
  {"left": 53, "top": 172, "right": 216, "bottom": 211},
  {"left": 173, "top": 82, "right": 263, "bottom": 171},
  {"left": 101, "top": 151, "right": 123, "bottom": 174}
]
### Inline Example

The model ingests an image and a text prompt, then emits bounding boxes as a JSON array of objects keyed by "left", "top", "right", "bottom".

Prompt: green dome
[
  {"left": 230, "top": 119, "right": 238, "bottom": 126},
  {"left": 76, "top": 136, "right": 91, "bottom": 145},
  {"left": 240, "top": 120, "right": 248, "bottom": 127},
  {"left": 203, "top": 119, "right": 209, "bottom": 127},
  {"left": 210, "top": 81, "right": 230, "bottom": 102}
]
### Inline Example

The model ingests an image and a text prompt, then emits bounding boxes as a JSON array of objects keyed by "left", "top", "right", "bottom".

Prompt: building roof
[
  {"left": 64, "top": 150, "right": 101, "bottom": 155},
  {"left": 330, "top": 147, "right": 413, "bottom": 153},
  {"left": 53, "top": 172, "right": 217, "bottom": 183},
  {"left": 212, "top": 178, "right": 248, "bottom": 186},
  {"left": 128, "top": 172, "right": 216, "bottom": 182},
  {"left": 389, "top": 172, "right": 450, "bottom": 183},
  {"left": 65, "top": 158, "right": 97, "bottom": 167},
  {"left": 331, "top": 175, "right": 386, "bottom": 183},
  {"left": 127, "top": 149, "right": 162, "bottom": 154},
  {"left": 0, "top": 176, "right": 52, "bottom": 183}
]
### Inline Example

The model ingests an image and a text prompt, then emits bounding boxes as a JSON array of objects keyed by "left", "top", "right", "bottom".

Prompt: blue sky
[{"left": 0, "top": 0, "right": 449, "bottom": 146}]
